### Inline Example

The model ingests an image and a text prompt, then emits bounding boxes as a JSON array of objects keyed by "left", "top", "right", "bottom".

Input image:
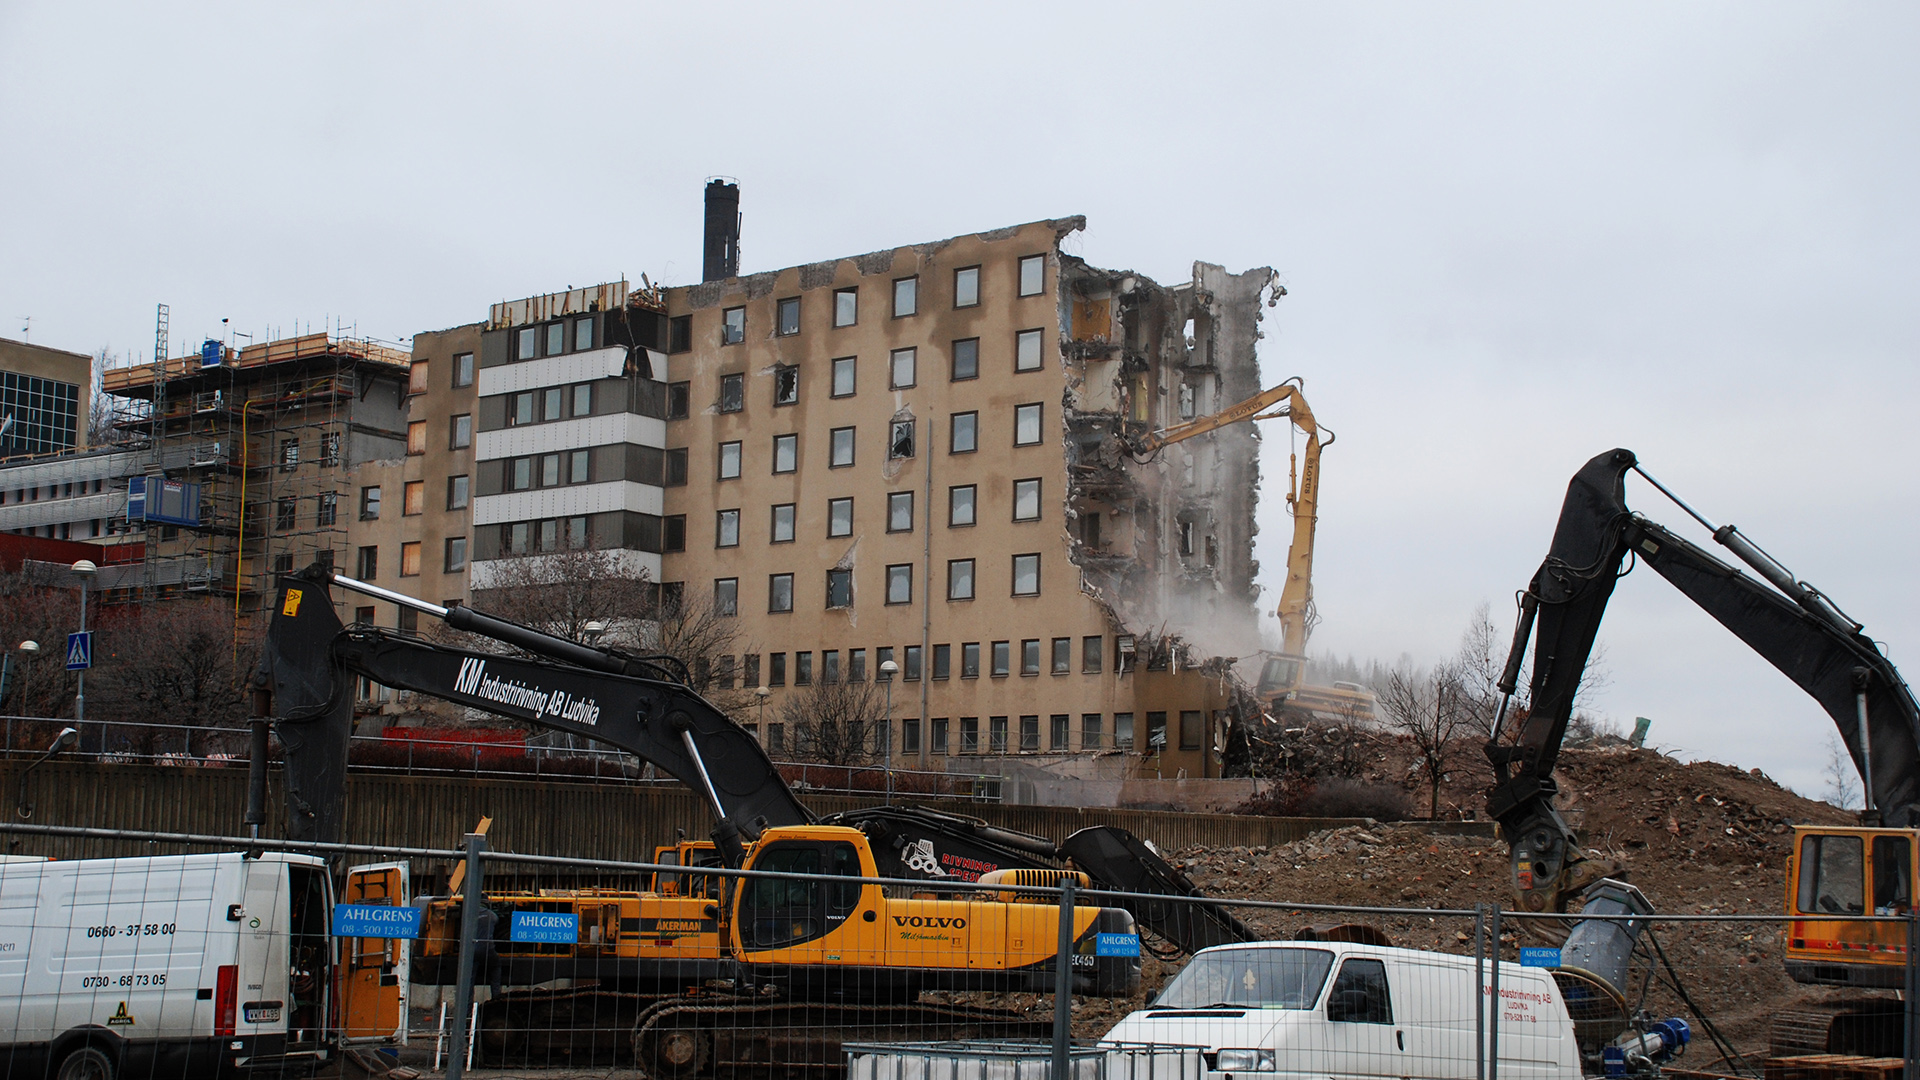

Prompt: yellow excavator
[{"left": 1136, "top": 377, "right": 1375, "bottom": 722}]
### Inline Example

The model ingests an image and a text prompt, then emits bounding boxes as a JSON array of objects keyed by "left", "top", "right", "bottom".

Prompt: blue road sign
[
  {"left": 1095, "top": 933, "right": 1142, "bottom": 957},
  {"left": 512, "top": 911, "right": 578, "bottom": 944},
  {"left": 333, "top": 903, "right": 421, "bottom": 939},
  {"left": 65, "top": 632, "right": 91, "bottom": 671},
  {"left": 1519, "top": 947, "right": 1561, "bottom": 968}
]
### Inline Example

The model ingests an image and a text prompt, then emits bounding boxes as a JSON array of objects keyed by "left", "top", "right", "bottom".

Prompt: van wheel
[{"left": 56, "top": 1046, "right": 114, "bottom": 1080}]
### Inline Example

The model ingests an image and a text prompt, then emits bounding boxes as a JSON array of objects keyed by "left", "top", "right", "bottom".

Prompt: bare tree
[
  {"left": 1377, "top": 661, "right": 1474, "bottom": 820},
  {"left": 86, "top": 349, "right": 136, "bottom": 448},
  {"left": 470, "top": 547, "right": 657, "bottom": 645},
  {"left": 1822, "top": 731, "right": 1862, "bottom": 810},
  {"left": 1454, "top": 602, "right": 1506, "bottom": 738},
  {"left": 776, "top": 677, "right": 889, "bottom": 767},
  {"left": 92, "top": 600, "right": 251, "bottom": 730}
]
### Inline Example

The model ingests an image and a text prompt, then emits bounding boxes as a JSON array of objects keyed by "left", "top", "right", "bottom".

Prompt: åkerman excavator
[
  {"left": 256, "top": 567, "right": 1254, "bottom": 1070},
  {"left": 1490, "top": 448, "right": 1920, "bottom": 1056}
]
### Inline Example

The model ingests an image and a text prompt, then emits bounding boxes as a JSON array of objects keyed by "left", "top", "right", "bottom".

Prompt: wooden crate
[{"left": 1766, "top": 1054, "right": 1907, "bottom": 1080}]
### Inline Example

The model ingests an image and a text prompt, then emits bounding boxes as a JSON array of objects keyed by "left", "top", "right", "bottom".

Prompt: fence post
[
  {"left": 1474, "top": 904, "right": 1486, "bottom": 1080},
  {"left": 446, "top": 832, "right": 486, "bottom": 1080},
  {"left": 1053, "top": 875, "right": 1075, "bottom": 1080},
  {"left": 1488, "top": 906, "right": 1502, "bottom": 1080},
  {"left": 1906, "top": 906, "right": 1917, "bottom": 1080}
]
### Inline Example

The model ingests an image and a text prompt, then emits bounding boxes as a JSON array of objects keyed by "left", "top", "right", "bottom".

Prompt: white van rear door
[{"left": 338, "top": 862, "right": 410, "bottom": 1044}]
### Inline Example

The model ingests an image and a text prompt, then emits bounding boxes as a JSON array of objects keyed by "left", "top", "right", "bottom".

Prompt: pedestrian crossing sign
[{"left": 66, "top": 631, "right": 92, "bottom": 671}]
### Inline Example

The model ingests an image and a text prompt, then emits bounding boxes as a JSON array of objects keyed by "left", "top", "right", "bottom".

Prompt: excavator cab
[
  {"left": 651, "top": 840, "right": 724, "bottom": 899},
  {"left": 1784, "top": 826, "right": 1915, "bottom": 988}
]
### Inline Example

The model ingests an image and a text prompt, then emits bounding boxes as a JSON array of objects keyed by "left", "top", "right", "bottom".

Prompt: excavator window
[
  {"left": 828, "top": 842, "right": 862, "bottom": 913},
  {"left": 743, "top": 843, "right": 825, "bottom": 949},
  {"left": 1871, "top": 835, "right": 1913, "bottom": 916},
  {"left": 1796, "top": 834, "right": 1866, "bottom": 915}
]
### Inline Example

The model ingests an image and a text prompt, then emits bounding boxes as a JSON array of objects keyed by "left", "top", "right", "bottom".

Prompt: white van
[
  {"left": 0, "top": 852, "right": 408, "bottom": 1080},
  {"left": 1104, "top": 941, "right": 1582, "bottom": 1080}
]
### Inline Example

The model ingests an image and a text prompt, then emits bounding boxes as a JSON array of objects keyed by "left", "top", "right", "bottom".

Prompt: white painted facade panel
[
  {"left": 473, "top": 481, "right": 663, "bottom": 525},
  {"left": 476, "top": 347, "right": 626, "bottom": 396},
  {"left": 475, "top": 413, "right": 666, "bottom": 460}
]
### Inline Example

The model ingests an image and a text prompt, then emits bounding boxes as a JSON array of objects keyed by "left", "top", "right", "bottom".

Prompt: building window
[
  {"left": 669, "top": 315, "right": 692, "bottom": 353},
  {"left": 1179, "top": 520, "right": 1195, "bottom": 556},
  {"left": 826, "top": 567, "right": 853, "bottom": 608},
  {"left": 1082, "top": 635, "right": 1103, "bottom": 673},
  {"left": 893, "top": 276, "right": 917, "bottom": 317},
  {"left": 1180, "top": 710, "right": 1203, "bottom": 751},
  {"left": 360, "top": 486, "right": 381, "bottom": 520},
  {"left": 990, "top": 716, "right": 1009, "bottom": 753},
  {"left": 517, "top": 326, "right": 536, "bottom": 360},
  {"left": 991, "top": 641, "right": 1010, "bottom": 678},
  {"left": 1021, "top": 715, "right": 1041, "bottom": 752},
  {"left": 403, "top": 481, "right": 423, "bottom": 516},
  {"left": 451, "top": 414, "right": 472, "bottom": 449},
  {"left": 506, "top": 522, "right": 530, "bottom": 555},
  {"left": 961, "top": 642, "right": 980, "bottom": 679},
  {"left": 930, "top": 717, "right": 948, "bottom": 754},
  {"left": 1012, "top": 553, "right": 1040, "bottom": 595},
  {"left": 947, "top": 558, "right": 974, "bottom": 600},
  {"left": 665, "top": 448, "right": 688, "bottom": 485},
  {"left": 904, "top": 645, "right": 922, "bottom": 681},
  {"left": 318, "top": 492, "right": 337, "bottom": 526},
  {"left": 823, "top": 650, "right": 843, "bottom": 684},
  {"left": 830, "top": 426, "right": 855, "bottom": 468},
  {"left": 902, "top": 717, "right": 921, "bottom": 754},
  {"left": 831, "top": 356, "right": 856, "bottom": 397},
  {"left": 400, "top": 541, "right": 421, "bottom": 577},
  {"left": 719, "top": 373, "right": 745, "bottom": 413},
  {"left": 543, "top": 386, "right": 566, "bottom": 421},
  {"left": 280, "top": 438, "right": 300, "bottom": 471},
  {"left": 890, "top": 347, "right": 916, "bottom": 389},
  {"left": 777, "top": 297, "right": 801, "bottom": 336},
  {"left": 1021, "top": 639, "right": 1040, "bottom": 676},
  {"left": 274, "top": 498, "right": 297, "bottom": 531},
  {"left": 321, "top": 432, "right": 340, "bottom": 467},
  {"left": 948, "top": 485, "right": 976, "bottom": 527},
  {"left": 1081, "top": 713, "right": 1103, "bottom": 750},
  {"left": 828, "top": 497, "right": 853, "bottom": 538},
  {"left": 771, "top": 503, "right": 796, "bottom": 543},
  {"left": 664, "top": 514, "right": 686, "bottom": 552},
  {"left": 772, "top": 433, "right": 797, "bottom": 473},
  {"left": 1015, "top": 328, "right": 1044, "bottom": 373},
  {"left": 886, "top": 563, "right": 913, "bottom": 605},
  {"left": 272, "top": 553, "right": 295, "bottom": 574},
  {"left": 960, "top": 717, "right": 979, "bottom": 755},
  {"left": 1013, "top": 478, "right": 1040, "bottom": 522},
  {"left": 933, "top": 644, "right": 951, "bottom": 680},
  {"left": 714, "top": 578, "right": 738, "bottom": 616},
  {"left": 887, "top": 491, "right": 913, "bottom": 533},
  {"left": 722, "top": 307, "right": 746, "bottom": 345},
  {"left": 409, "top": 361, "right": 430, "bottom": 395},
  {"left": 540, "top": 454, "right": 562, "bottom": 487},
  {"left": 445, "top": 536, "right": 467, "bottom": 572},
  {"left": 1014, "top": 403, "right": 1042, "bottom": 446},
  {"left": 716, "top": 508, "right": 740, "bottom": 548},
  {"left": 774, "top": 365, "right": 799, "bottom": 406},
  {"left": 453, "top": 352, "right": 474, "bottom": 388},
  {"left": 1148, "top": 712, "right": 1168, "bottom": 753},
  {"left": 949, "top": 412, "right": 978, "bottom": 454},
  {"left": 769, "top": 652, "right": 787, "bottom": 686},
  {"left": 888, "top": 420, "right": 914, "bottom": 459},
  {"left": 796, "top": 651, "right": 813, "bottom": 686},
  {"left": 1114, "top": 712, "right": 1135, "bottom": 751},
  {"left": 570, "top": 450, "right": 589, "bottom": 484},
  {"left": 546, "top": 322, "right": 565, "bottom": 356},
  {"left": 719, "top": 441, "right": 742, "bottom": 480},
  {"left": 573, "top": 383, "right": 593, "bottom": 417},
  {"left": 510, "top": 392, "right": 534, "bottom": 426},
  {"left": 407, "top": 421, "right": 426, "bottom": 455},
  {"left": 357, "top": 545, "right": 378, "bottom": 580},
  {"left": 1018, "top": 254, "right": 1044, "bottom": 297},
  {"left": 1052, "top": 637, "right": 1071, "bottom": 675},
  {"left": 537, "top": 519, "right": 559, "bottom": 551},
  {"left": 769, "top": 573, "right": 794, "bottom": 613},
  {"left": 954, "top": 266, "right": 980, "bottom": 308},
  {"left": 509, "top": 458, "right": 533, "bottom": 491},
  {"left": 1116, "top": 634, "right": 1136, "bottom": 673},
  {"left": 833, "top": 288, "right": 857, "bottom": 327}
]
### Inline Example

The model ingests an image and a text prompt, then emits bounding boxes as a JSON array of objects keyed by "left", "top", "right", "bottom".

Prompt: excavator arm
[
  {"left": 1489, "top": 448, "right": 1920, "bottom": 911},
  {"left": 259, "top": 565, "right": 810, "bottom": 861}
]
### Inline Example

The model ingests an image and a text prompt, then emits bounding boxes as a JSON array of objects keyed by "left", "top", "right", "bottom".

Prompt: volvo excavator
[
  {"left": 1488, "top": 448, "right": 1920, "bottom": 1058},
  {"left": 256, "top": 566, "right": 1253, "bottom": 1070},
  {"left": 1134, "top": 377, "right": 1374, "bottom": 723}
]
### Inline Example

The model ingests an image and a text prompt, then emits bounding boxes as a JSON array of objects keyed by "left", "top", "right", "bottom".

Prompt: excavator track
[{"left": 1767, "top": 1000, "right": 1905, "bottom": 1059}]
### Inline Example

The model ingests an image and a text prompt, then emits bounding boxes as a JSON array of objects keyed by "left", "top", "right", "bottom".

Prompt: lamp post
[
  {"left": 878, "top": 659, "right": 898, "bottom": 804},
  {"left": 755, "top": 685, "right": 770, "bottom": 745},
  {"left": 15, "top": 726, "right": 77, "bottom": 819},
  {"left": 70, "top": 560, "right": 95, "bottom": 728}
]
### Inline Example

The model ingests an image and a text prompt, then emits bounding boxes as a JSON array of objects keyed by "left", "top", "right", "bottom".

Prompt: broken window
[
  {"left": 1178, "top": 382, "right": 1196, "bottom": 418},
  {"left": 889, "top": 419, "right": 915, "bottom": 459},
  {"left": 280, "top": 437, "right": 300, "bottom": 471},
  {"left": 950, "top": 411, "right": 977, "bottom": 453},
  {"left": 830, "top": 426, "right": 855, "bottom": 467},
  {"left": 954, "top": 266, "right": 980, "bottom": 308},
  {"left": 893, "top": 277, "right": 918, "bottom": 317},
  {"left": 318, "top": 492, "right": 338, "bottom": 526},
  {"left": 1180, "top": 520, "right": 1195, "bottom": 556},
  {"left": 358, "top": 546, "right": 378, "bottom": 580},
  {"left": 716, "top": 509, "right": 740, "bottom": 548},
  {"left": 775, "top": 365, "right": 799, "bottom": 406},
  {"left": 773, "top": 434, "right": 797, "bottom": 473},
  {"left": 833, "top": 288, "right": 858, "bottom": 328},
  {"left": 321, "top": 432, "right": 340, "bottom": 466},
  {"left": 1015, "top": 328, "right": 1043, "bottom": 372},
  {"left": 719, "top": 373, "right": 745, "bottom": 413},
  {"left": 888, "top": 491, "right": 914, "bottom": 533},
  {"left": 667, "top": 382, "right": 690, "bottom": 419},
  {"left": 949, "top": 485, "right": 976, "bottom": 527},
  {"left": 1080, "top": 509, "right": 1101, "bottom": 549},
  {"left": 722, "top": 306, "right": 746, "bottom": 344},
  {"left": 777, "top": 297, "right": 801, "bottom": 336},
  {"left": 1014, "top": 403, "right": 1041, "bottom": 446},
  {"left": 1018, "top": 254, "right": 1044, "bottom": 297},
  {"left": 832, "top": 356, "right": 857, "bottom": 397},
  {"left": 828, "top": 497, "right": 853, "bottom": 538},
  {"left": 826, "top": 568, "right": 853, "bottom": 609},
  {"left": 1013, "top": 479, "right": 1040, "bottom": 522},
  {"left": 1116, "top": 635, "right": 1136, "bottom": 674},
  {"left": 1147, "top": 712, "right": 1168, "bottom": 751},
  {"left": 890, "top": 348, "right": 916, "bottom": 389},
  {"left": 669, "top": 316, "right": 692, "bottom": 353},
  {"left": 1206, "top": 534, "right": 1219, "bottom": 567},
  {"left": 360, "top": 486, "right": 381, "bottom": 520},
  {"left": 947, "top": 558, "right": 974, "bottom": 600}
]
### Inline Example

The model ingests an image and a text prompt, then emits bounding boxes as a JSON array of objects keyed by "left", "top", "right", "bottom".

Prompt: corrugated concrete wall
[{"left": 0, "top": 761, "right": 1490, "bottom": 885}]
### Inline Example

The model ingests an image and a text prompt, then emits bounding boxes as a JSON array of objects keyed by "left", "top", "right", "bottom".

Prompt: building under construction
[{"left": 100, "top": 331, "right": 411, "bottom": 616}]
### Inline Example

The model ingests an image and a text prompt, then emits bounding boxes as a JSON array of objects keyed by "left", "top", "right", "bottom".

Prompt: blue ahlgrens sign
[
  {"left": 333, "top": 903, "right": 422, "bottom": 939},
  {"left": 1519, "top": 947, "right": 1562, "bottom": 968},
  {"left": 1095, "top": 933, "right": 1141, "bottom": 957},
  {"left": 512, "top": 911, "right": 578, "bottom": 944}
]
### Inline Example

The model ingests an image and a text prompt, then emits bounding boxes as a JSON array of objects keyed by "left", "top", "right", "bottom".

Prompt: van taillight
[{"left": 214, "top": 964, "right": 238, "bottom": 1036}]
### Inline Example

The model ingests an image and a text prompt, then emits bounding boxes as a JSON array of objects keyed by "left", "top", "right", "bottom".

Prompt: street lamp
[
  {"left": 70, "top": 560, "right": 95, "bottom": 729},
  {"left": 878, "top": 659, "right": 898, "bottom": 804},
  {"left": 15, "top": 726, "right": 77, "bottom": 819},
  {"left": 755, "top": 685, "right": 770, "bottom": 744},
  {"left": 583, "top": 620, "right": 608, "bottom": 644}
]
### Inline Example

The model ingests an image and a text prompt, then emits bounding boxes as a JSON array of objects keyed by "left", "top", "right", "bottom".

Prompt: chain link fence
[{"left": 0, "top": 821, "right": 1912, "bottom": 1080}]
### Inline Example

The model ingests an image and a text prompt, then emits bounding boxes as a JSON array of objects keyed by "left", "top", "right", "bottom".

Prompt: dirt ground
[{"left": 1057, "top": 743, "right": 1870, "bottom": 1059}]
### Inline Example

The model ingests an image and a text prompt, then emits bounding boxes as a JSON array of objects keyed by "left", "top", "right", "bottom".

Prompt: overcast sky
[{"left": 4, "top": 3, "right": 1915, "bottom": 799}]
